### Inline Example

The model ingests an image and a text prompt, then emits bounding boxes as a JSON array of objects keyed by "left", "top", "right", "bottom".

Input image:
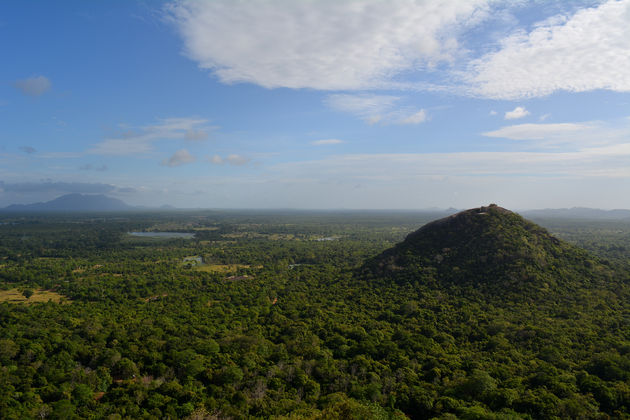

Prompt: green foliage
[{"left": 1, "top": 209, "right": 629, "bottom": 418}]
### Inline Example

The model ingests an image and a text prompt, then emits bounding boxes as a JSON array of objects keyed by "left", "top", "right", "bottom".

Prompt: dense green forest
[{"left": 1, "top": 208, "right": 630, "bottom": 419}]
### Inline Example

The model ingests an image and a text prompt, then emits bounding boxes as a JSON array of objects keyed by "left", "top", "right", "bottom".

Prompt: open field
[{"left": 0, "top": 288, "right": 67, "bottom": 304}]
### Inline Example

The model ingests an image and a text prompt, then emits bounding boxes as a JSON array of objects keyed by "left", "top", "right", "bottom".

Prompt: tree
[{"left": 22, "top": 288, "right": 34, "bottom": 300}]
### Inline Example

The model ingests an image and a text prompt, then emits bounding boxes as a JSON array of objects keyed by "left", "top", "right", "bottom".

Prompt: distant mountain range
[
  {"left": 1, "top": 194, "right": 134, "bottom": 212},
  {"left": 2, "top": 195, "right": 630, "bottom": 218},
  {"left": 522, "top": 207, "right": 630, "bottom": 220}
]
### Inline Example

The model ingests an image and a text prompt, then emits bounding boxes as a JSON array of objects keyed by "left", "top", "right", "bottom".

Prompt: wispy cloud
[
  {"left": 13, "top": 76, "right": 51, "bottom": 96},
  {"left": 325, "top": 94, "right": 400, "bottom": 124},
  {"left": 399, "top": 109, "right": 427, "bottom": 125},
  {"left": 483, "top": 122, "right": 593, "bottom": 141},
  {"left": 311, "top": 139, "right": 344, "bottom": 146},
  {"left": 38, "top": 152, "right": 84, "bottom": 159},
  {"left": 482, "top": 118, "right": 630, "bottom": 151},
  {"left": 79, "top": 164, "right": 108, "bottom": 171},
  {"left": 504, "top": 106, "right": 529, "bottom": 120},
  {"left": 270, "top": 144, "right": 630, "bottom": 182},
  {"left": 226, "top": 154, "right": 250, "bottom": 166},
  {"left": 162, "top": 149, "right": 195, "bottom": 167},
  {"left": 89, "top": 138, "right": 154, "bottom": 156},
  {"left": 208, "top": 155, "right": 223, "bottom": 165},
  {"left": 241, "top": 145, "right": 630, "bottom": 209},
  {"left": 325, "top": 94, "right": 428, "bottom": 125},
  {"left": 207, "top": 154, "right": 250, "bottom": 166},
  {"left": 184, "top": 128, "right": 209, "bottom": 141},
  {"left": 89, "top": 117, "right": 215, "bottom": 156}
]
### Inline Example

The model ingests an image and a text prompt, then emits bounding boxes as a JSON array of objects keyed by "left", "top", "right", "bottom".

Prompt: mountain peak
[
  {"left": 415, "top": 203, "right": 513, "bottom": 230},
  {"left": 2, "top": 193, "right": 133, "bottom": 212},
  {"left": 366, "top": 204, "right": 607, "bottom": 298}
]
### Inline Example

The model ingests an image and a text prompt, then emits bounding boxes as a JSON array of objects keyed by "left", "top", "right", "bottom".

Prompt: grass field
[{"left": 0, "top": 288, "right": 67, "bottom": 304}]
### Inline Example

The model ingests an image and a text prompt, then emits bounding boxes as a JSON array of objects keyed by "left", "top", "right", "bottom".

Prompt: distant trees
[{"left": 1, "top": 212, "right": 630, "bottom": 418}]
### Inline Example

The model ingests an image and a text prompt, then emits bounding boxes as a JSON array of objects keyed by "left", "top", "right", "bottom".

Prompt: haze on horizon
[{"left": 1, "top": 0, "right": 630, "bottom": 210}]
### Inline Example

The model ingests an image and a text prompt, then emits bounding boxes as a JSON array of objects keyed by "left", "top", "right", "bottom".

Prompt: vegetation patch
[
  {"left": 195, "top": 263, "right": 255, "bottom": 273},
  {"left": 0, "top": 288, "right": 67, "bottom": 304},
  {"left": 2, "top": 209, "right": 630, "bottom": 419},
  {"left": 226, "top": 275, "right": 252, "bottom": 281}
]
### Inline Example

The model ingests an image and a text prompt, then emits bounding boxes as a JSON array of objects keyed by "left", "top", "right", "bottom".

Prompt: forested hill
[{"left": 364, "top": 204, "right": 616, "bottom": 300}]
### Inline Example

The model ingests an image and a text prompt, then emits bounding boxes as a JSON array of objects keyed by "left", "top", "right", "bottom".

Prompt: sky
[{"left": 1, "top": 0, "right": 630, "bottom": 210}]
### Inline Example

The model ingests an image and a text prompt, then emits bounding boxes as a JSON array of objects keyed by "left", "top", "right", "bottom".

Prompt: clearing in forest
[
  {"left": 195, "top": 264, "right": 261, "bottom": 273},
  {"left": 0, "top": 288, "right": 68, "bottom": 304}
]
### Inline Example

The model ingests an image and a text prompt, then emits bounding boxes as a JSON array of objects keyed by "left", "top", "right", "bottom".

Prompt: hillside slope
[{"left": 365, "top": 204, "right": 613, "bottom": 300}]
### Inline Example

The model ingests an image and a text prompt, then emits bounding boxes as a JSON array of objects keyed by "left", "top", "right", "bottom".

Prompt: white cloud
[
  {"left": 13, "top": 76, "right": 51, "bottom": 96},
  {"left": 325, "top": 94, "right": 428, "bottom": 125},
  {"left": 483, "top": 123, "right": 592, "bottom": 141},
  {"left": 469, "top": 0, "right": 630, "bottom": 99},
  {"left": 208, "top": 155, "right": 223, "bottom": 165},
  {"left": 167, "top": 0, "right": 630, "bottom": 100},
  {"left": 248, "top": 147, "right": 630, "bottom": 209},
  {"left": 489, "top": 110, "right": 497, "bottom": 116},
  {"left": 184, "top": 128, "right": 209, "bottom": 141},
  {"left": 79, "top": 164, "right": 108, "bottom": 171},
  {"left": 367, "top": 116, "right": 382, "bottom": 125},
  {"left": 325, "top": 94, "right": 400, "bottom": 124},
  {"left": 399, "top": 109, "right": 427, "bottom": 125},
  {"left": 207, "top": 154, "right": 250, "bottom": 166},
  {"left": 504, "top": 106, "right": 530, "bottom": 120},
  {"left": 312, "top": 139, "right": 344, "bottom": 146},
  {"left": 225, "top": 154, "right": 250, "bottom": 166},
  {"left": 483, "top": 118, "right": 630, "bottom": 150},
  {"left": 89, "top": 139, "right": 154, "bottom": 156},
  {"left": 167, "top": 0, "right": 490, "bottom": 90},
  {"left": 270, "top": 144, "right": 630, "bottom": 182},
  {"left": 483, "top": 123, "right": 591, "bottom": 140},
  {"left": 38, "top": 152, "right": 83, "bottom": 159},
  {"left": 89, "top": 117, "right": 214, "bottom": 156},
  {"left": 162, "top": 149, "right": 195, "bottom": 167}
]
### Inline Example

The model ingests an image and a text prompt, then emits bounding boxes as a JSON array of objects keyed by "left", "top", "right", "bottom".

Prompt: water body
[{"left": 128, "top": 231, "right": 195, "bottom": 239}]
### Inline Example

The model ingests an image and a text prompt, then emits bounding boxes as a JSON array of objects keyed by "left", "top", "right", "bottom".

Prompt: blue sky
[{"left": 1, "top": 0, "right": 629, "bottom": 209}]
